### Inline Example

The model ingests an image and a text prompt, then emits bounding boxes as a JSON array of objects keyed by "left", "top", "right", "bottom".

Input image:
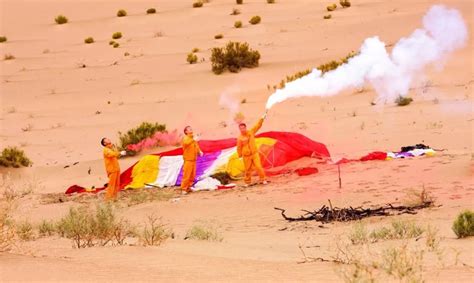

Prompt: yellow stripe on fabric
[{"left": 126, "top": 155, "right": 160, "bottom": 189}]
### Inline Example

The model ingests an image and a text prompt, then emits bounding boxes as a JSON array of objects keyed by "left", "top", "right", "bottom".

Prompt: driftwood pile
[{"left": 275, "top": 199, "right": 435, "bottom": 223}]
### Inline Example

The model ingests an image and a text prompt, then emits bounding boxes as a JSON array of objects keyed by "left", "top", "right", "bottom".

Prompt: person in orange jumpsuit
[
  {"left": 237, "top": 112, "right": 268, "bottom": 186},
  {"left": 181, "top": 126, "right": 203, "bottom": 194},
  {"left": 101, "top": 138, "right": 126, "bottom": 201}
]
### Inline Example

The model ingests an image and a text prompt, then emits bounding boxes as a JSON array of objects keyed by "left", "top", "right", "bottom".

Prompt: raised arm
[
  {"left": 104, "top": 147, "right": 120, "bottom": 158},
  {"left": 250, "top": 118, "right": 264, "bottom": 135}
]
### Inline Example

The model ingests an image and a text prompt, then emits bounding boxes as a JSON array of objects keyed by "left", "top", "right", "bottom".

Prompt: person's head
[
  {"left": 238, "top": 123, "right": 247, "bottom": 134},
  {"left": 183, "top": 126, "right": 193, "bottom": 136},
  {"left": 101, "top": 137, "right": 112, "bottom": 147}
]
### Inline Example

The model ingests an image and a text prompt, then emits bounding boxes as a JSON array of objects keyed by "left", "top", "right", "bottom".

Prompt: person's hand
[
  {"left": 199, "top": 151, "right": 204, "bottom": 157},
  {"left": 194, "top": 134, "right": 201, "bottom": 142},
  {"left": 120, "top": 150, "right": 127, "bottom": 156}
]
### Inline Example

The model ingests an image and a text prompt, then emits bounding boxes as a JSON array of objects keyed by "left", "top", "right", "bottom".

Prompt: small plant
[
  {"left": 390, "top": 220, "right": 424, "bottom": 239},
  {"left": 234, "top": 21, "right": 242, "bottom": 28},
  {"left": 84, "top": 37, "right": 94, "bottom": 44},
  {"left": 348, "top": 222, "right": 368, "bottom": 245},
  {"left": 327, "top": 3, "right": 337, "bottom": 11},
  {"left": 249, "top": 15, "right": 261, "bottom": 25},
  {"left": 185, "top": 223, "right": 223, "bottom": 242},
  {"left": 17, "top": 220, "right": 34, "bottom": 241},
  {"left": 117, "top": 9, "right": 127, "bottom": 17},
  {"left": 276, "top": 69, "right": 311, "bottom": 89},
  {"left": 231, "top": 8, "right": 241, "bottom": 15},
  {"left": 118, "top": 122, "right": 166, "bottom": 151},
  {"left": 38, "top": 220, "right": 56, "bottom": 237},
  {"left": 340, "top": 0, "right": 351, "bottom": 8},
  {"left": 323, "top": 14, "right": 332, "bottom": 19},
  {"left": 55, "top": 15, "right": 68, "bottom": 24},
  {"left": 236, "top": 0, "right": 243, "bottom": 4},
  {"left": 0, "top": 36, "right": 7, "bottom": 43},
  {"left": 4, "top": 54, "right": 15, "bottom": 60},
  {"left": 187, "top": 53, "right": 198, "bottom": 64},
  {"left": 267, "top": 0, "right": 275, "bottom": 3},
  {"left": 113, "top": 43, "right": 120, "bottom": 48},
  {"left": 317, "top": 51, "right": 357, "bottom": 74},
  {"left": 0, "top": 147, "right": 32, "bottom": 168},
  {"left": 146, "top": 8, "right": 156, "bottom": 14},
  {"left": 395, "top": 95, "right": 413, "bottom": 106},
  {"left": 112, "top": 32, "right": 122, "bottom": 39},
  {"left": 210, "top": 41, "right": 260, "bottom": 74},
  {"left": 191, "top": 47, "right": 200, "bottom": 53},
  {"left": 425, "top": 225, "right": 440, "bottom": 251},
  {"left": 139, "top": 215, "right": 171, "bottom": 246},
  {"left": 241, "top": 98, "right": 247, "bottom": 104},
  {"left": 452, "top": 210, "right": 474, "bottom": 238},
  {"left": 381, "top": 245, "right": 423, "bottom": 282},
  {"left": 109, "top": 40, "right": 115, "bottom": 45},
  {"left": 193, "top": 1, "right": 203, "bottom": 8},
  {"left": 214, "top": 34, "right": 223, "bottom": 39}
]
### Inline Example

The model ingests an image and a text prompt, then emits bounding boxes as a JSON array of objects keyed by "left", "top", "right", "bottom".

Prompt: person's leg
[
  {"left": 181, "top": 161, "right": 192, "bottom": 192},
  {"left": 189, "top": 162, "right": 197, "bottom": 189},
  {"left": 253, "top": 154, "right": 266, "bottom": 182},
  {"left": 112, "top": 172, "right": 121, "bottom": 198},
  {"left": 105, "top": 172, "right": 118, "bottom": 201},
  {"left": 243, "top": 156, "right": 253, "bottom": 184}
]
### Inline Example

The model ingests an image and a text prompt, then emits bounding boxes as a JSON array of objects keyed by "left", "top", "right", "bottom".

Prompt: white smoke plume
[
  {"left": 219, "top": 86, "right": 240, "bottom": 115},
  {"left": 265, "top": 5, "right": 468, "bottom": 109}
]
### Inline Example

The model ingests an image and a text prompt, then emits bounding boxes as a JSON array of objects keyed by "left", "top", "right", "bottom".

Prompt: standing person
[
  {"left": 237, "top": 112, "right": 268, "bottom": 187},
  {"left": 101, "top": 138, "right": 126, "bottom": 201},
  {"left": 181, "top": 126, "right": 203, "bottom": 194}
]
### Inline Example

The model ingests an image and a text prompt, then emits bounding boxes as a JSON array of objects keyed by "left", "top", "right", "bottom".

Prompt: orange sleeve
[
  {"left": 250, "top": 118, "right": 264, "bottom": 135},
  {"left": 104, "top": 147, "right": 119, "bottom": 158},
  {"left": 237, "top": 138, "right": 243, "bottom": 157},
  {"left": 182, "top": 136, "right": 193, "bottom": 148}
]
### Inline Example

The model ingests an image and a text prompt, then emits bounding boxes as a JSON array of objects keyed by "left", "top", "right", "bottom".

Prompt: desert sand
[{"left": 0, "top": 0, "right": 473, "bottom": 282}]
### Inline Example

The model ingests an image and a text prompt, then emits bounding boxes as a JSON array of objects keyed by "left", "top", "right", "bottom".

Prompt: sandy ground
[{"left": 1, "top": 0, "right": 473, "bottom": 281}]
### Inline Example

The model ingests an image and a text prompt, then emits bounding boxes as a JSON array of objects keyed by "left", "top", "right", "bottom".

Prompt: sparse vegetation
[
  {"left": 112, "top": 32, "right": 122, "bottom": 39},
  {"left": 193, "top": 1, "right": 203, "bottom": 8},
  {"left": 113, "top": 43, "right": 120, "bottom": 48},
  {"left": 275, "top": 69, "right": 311, "bottom": 89},
  {"left": 234, "top": 21, "right": 242, "bottom": 28},
  {"left": 117, "top": 9, "right": 127, "bottom": 17},
  {"left": 214, "top": 34, "right": 223, "bottom": 39},
  {"left": 210, "top": 41, "right": 260, "bottom": 74},
  {"left": 0, "top": 36, "right": 7, "bottom": 43},
  {"left": 0, "top": 202, "right": 15, "bottom": 252},
  {"left": 146, "top": 8, "right": 156, "bottom": 14},
  {"left": 267, "top": 0, "right": 275, "bottom": 3},
  {"left": 185, "top": 223, "right": 223, "bottom": 242},
  {"left": 340, "top": 0, "right": 352, "bottom": 8},
  {"left": 327, "top": 3, "right": 337, "bottom": 11},
  {"left": 236, "top": 0, "right": 243, "bottom": 4},
  {"left": 55, "top": 15, "right": 68, "bottom": 25},
  {"left": 17, "top": 220, "right": 34, "bottom": 241},
  {"left": 395, "top": 95, "right": 413, "bottom": 106},
  {"left": 84, "top": 37, "right": 94, "bottom": 44},
  {"left": 191, "top": 47, "right": 200, "bottom": 53},
  {"left": 187, "top": 52, "right": 198, "bottom": 64},
  {"left": 38, "top": 220, "right": 56, "bottom": 237},
  {"left": 324, "top": 14, "right": 332, "bottom": 20},
  {"left": 118, "top": 122, "right": 166, "bottom": 151},
  {"left": 4, "top": 54, "right": 15, "bottom": 60},
  {"left": 249, "top": 15, "right": 261, "bottom": 25},
  {"left": 381, "top": 245, "right": 423, "bottom": 282},
  {"left": 318, "top": 51, "right": 357, "bottom": 73},
  {"left": 109, "top": 40, "right": 115, "bottom": 45},
  {"left": 139, "top": 215, "right": 171, "bottom": 246},
  {"left": 125, "top": 189, "right": 175, "bottom": 206},
  {"left": 349, "top": 220, "right": 425, "bottom": 245},
  {"left": 452, "top": 210, "right": 474, "bottom": 238},
  {"left": 231, "top": 8, "right": 241, "bottom": 15},
  {"left": 0, "top": 147, "right": 32, "bottom": 168}
]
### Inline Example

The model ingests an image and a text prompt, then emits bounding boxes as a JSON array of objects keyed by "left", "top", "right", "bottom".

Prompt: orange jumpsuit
[
  {"left": 237, "top": 118, "right": 266, "bottom": 184},
  {"left": 103, "top": 147, "right": 120, "bottom": 200},
  {"left": 181, "top": 135, "right": 201, "bottom": 192}
]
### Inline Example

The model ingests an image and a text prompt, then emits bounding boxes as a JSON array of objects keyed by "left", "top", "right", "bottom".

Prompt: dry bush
[
  {"left": 236, "top": 0, "right": 243, "bottom": 4},
  {"left": 0, "top": 147, "right": 32, "bottom": 168},
  {"left": 0, "top": 36, "right": 7, "bottom": 43},
  {"left": 113, "top": 42, "right": 120, "bottom": 48},
  {"left": 276, "top": 69, "right": 311, "bottom": 89},
  {"left": 185, "top": 222, "right": 223, "bottom": 242},
  {"left": 117, "top": 9, "right": 127, "bottom": 17},
  {"left": 109, "top": 40, "right": 115, "bottom": 45},
  {"left": 323, "top": 14, "right": 332, "bottom": 19},
  {"left": 210, "top": 41, "right": 260, "bottom": 74},
  {"left": 4, "top": 54, "right": 15, "bottom": 60},
  {"left": 38, "top": 220, "right": 56, "bottom": 237},
  {"left": 193, "top": 1, "right": 203, "bottom": 8},
  {"left": 139, "top": 215, "right": 171, "bottom": 246},
  {"left": 395, "top": 96, "right": 413, "bottom": 106},
  {"left": 124, "top": 189, "right": 175, "bottom": 207},
  {"left": 380, "top": 245, "right": 423, "bottom": 282},
  {"left": 404, "top": 187, "right": 434, "bottom": 207},
  {"left": 452, "top": 210, "right": 474, "bottom": 238},
  {"left": 340, "top": 0, "right": 351, "bottom": 8},
  {"left": 191, "top": 47, "right": 199, "bottom": 53},
  {"left": 84, "top": 37, "right": 94, "bottom": 44},
  {"left": 349, "top": 220, "right": 424, "bottom": 245},
  {"left": 234, "top": 21, "right": 242, "bottom": 28},
  {"left": 249, "top": 15, "right": 261, "bottom": 25},
  {"left": 112, "top": 32, "right": 122, "bottom": 39},
  {"left": 214, "top": 34, "right": 223, "bottom": 39},
  {"left": 327, "top": 4, "right": 337, "bottom": 11},
  {"left": 267, "top": 0, "right": 275, "bottom": 3},
  {"left": 0, "top": 202, "right": 15, "bottom": 252},
  {"left": 231, "top": 8, "right": 241, "bottom": 15},
  {"left": 146, "top": 8, "right": 156, "bottom": 14},
  {"left": 55, "top": 15, "right": 68, "bottom": 24},
  {"left": 16, "top": 220, "right": 35, "bottom": 241},
  {"left": 318, "top": 51, "right": 357, "bottom": 73}
]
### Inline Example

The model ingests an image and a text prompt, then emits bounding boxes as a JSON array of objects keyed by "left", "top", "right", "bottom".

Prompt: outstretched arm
[{"left": 250, "top": 118, "right": 264, "bottom": 135}]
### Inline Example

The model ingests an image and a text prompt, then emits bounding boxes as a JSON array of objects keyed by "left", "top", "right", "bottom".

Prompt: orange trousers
[
  {"left": 105, "top": 171, "right": 120, "bottom": 201},
  {"left": 243, "top": 154, "right": 266, "bottom": 184},
  {"left": 181, "top": 160, "right": 197, "bottom": 191}
]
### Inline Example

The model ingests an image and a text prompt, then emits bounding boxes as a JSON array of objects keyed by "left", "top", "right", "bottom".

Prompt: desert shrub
[
  {"left": 192, "top": 47, "right": 200, "bottom": 53},
  {"left": 4, "top": 54, "right": 15, "bottom": 60},
  {"left": 234, "top": 21, "right": 242, "bottom": 28},
  {"left": 109, "top": 40, "right": 115, "bottom": 45},
  {"left": 390, "top": 220, "right": 424, "bottom": 239},
  {"left": 231, "top": 8, "right": 241, "bottom": 15},
  {"left": 139, "top": 215, "right": 171, "bottom": 246},
  {"left": 381, "top": 245, "right": 423, "bottom": 282},
  {"left": 117, "top": 9, "right": 127, "bottom": 17},
  {"left": 323, "top": 14, "right": 332, "bottom": 19},
  {"left": 395, "top": 96, "right": 413, "bottom": 106},
  {"left": 0, "top": 203, "right": 15, "bottom": 252},
  {"left": 267, "top": 0, "right": 275, "bottom": 3},
  {"left": 55, "top": 15, "right": 68, "bottom": 24},
  {"left": 0, "top": 36, "right": 7, "bottom": 43},
  {"left": 118, "top": 122, "right": 166, "bottom": 151},
  {"left": 0, "top": 147, "right": 32, "bottom": 168},
  {"left": 84, "top": 37, "right": 94, "bottom": 44},
  {"left": 340, "top": 0, "right": 351, "bottom": 8},
  {"left": 38, "top": 220, "right": 56, "bottom": 237},
  {"left": 317, "top": 51, "right": 357, "bottom": 74},
  {"left": 327, "top": 3, "right": 337, "bottom": 11},
  {"left": 452, "top": 210, "right": 474, "bottom": 238},
  {"left": 210, "top": 41, "right": 260, "bottom": 74},
  {"left": 249, "top": 15, "right": 261, "bottom": 25},
  {"left": 193, "top": 1, "right": 203, "bottom": 8},
  {"left": 113, "top": 43, "right": 120, "bottom": 48},
  {"left": 210, "top": 172, "right": 231, "bottom": 185},
  {"left": 187, "top": 53, "right": 198, "bottom": 64},
  {"left": 214, "top": 34, "right": 223, "bottom": 39},
  {"left": 146, "top": 8, "right": 156, "bottom": 14},
  {"left": 276, "top": 69, "right": 311, "bottom": 89},
  {"left": 241, "top": 98, "right": 247, "bottom": 104},
  {"left": 112, "top": 32, "right": 122, "bottom": 39},
  {"left": 185, "top": 223, "right": 223, "bottom": 242},
  {"left": 236, "top": 0, "right": 243, "bottom": 4},
  {"left": 17, "top": 220, "right": 34, "bottom": 241},
  {"left": 348, "top": 222, "right": 368, "bottom": 245}
]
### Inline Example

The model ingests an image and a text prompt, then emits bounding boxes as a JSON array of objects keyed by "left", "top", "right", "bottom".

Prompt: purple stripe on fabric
[{"left": 175, "top": 151, "right": 222, "bottom": 186}]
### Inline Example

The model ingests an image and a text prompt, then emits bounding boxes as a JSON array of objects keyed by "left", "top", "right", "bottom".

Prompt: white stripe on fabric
[{"left": 148, "top": 155, "right": 184, "bottom": 188}]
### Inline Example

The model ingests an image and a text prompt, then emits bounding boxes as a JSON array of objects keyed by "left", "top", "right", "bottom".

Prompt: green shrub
[
  {"left": 17, "top": 220, "right": 34, "bottom": 241},
  {"left": 249, "top": 15, "right": 261, "bottom": 25},
  {"left": 187, "top": 53, "right": 198, "bottom": 64},
  {"left": 193, "top": 1, "right": 203, "bottom": 8},
  {"left": 214, "top": 34, "right": 223, "bottom": 39},
  {"left": 38, "top": 220, "right": 56, "bottom": 237},
  {"left": 452, "top": 210, "right": 474, "bottom": 238},
  {"left": 340, "top": 0, "right": 351, "bottom": 8},
  {"left": 139, "top": 215, "right": 171, "bottom": 246},
  {"left": 0, "top": 147, "right": 32, "bottom": 168},
  {"left": 0, "top": 36, "right": 7, "bottom": 43},
  {"left": 231, "top": 8, "right": 240, "bottom": 15},
  {"left": 84, "top": 37, "right": 94, "bottom": 44},
  {"left": 113, "top": 43, "right": 120, "bottom": 48},
  {"left": 236, "top": 0, "right": 243, "bottom": 4},
  {"left": 112, "top": 32, "right": 122, "bottom": 39},
  {"left": 395, "top": 96, "right": 413, "bottom": 106},
  {"left": 234, "top": 21, "right": 242, "bottom": 28},
  {"left": 55, "top": 15, "right": 68, "bottom": 24},
  {"left": 146, "top": 8, "right": 156, "bottom": 14},
  {"left": 210, "top": 41, "right": 260, "bottom": 74},
  {"left": 109, "top": 40, "right": 115, "bottom": 45},
  {"left": 323, "top": 14, "right": 332, "bottom": 19},
  {"left": 191, "top": 47, "right": 200, "bottom": 53},
  {"left": 118, "top": 122, "right": 166, "bottom": 151},
  {"left": 117, "top": 9, "right": 127, "bottom": 17},
  {"left": 185, "top": 223, "right": 223, "bottom": 241},
  {"left": 327, "top": 3, "right": 337, "bottom": 11}
]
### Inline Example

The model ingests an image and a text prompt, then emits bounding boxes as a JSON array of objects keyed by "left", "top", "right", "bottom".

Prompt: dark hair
[
  {"left": 239, "top": 123, "right": 246, "bottom": 127},
  {"left": 183, "top": 126, "right": 191, "bottom": 134},
  {"left": 100, "top": 137, "right": 107, "bottom": 146}
]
